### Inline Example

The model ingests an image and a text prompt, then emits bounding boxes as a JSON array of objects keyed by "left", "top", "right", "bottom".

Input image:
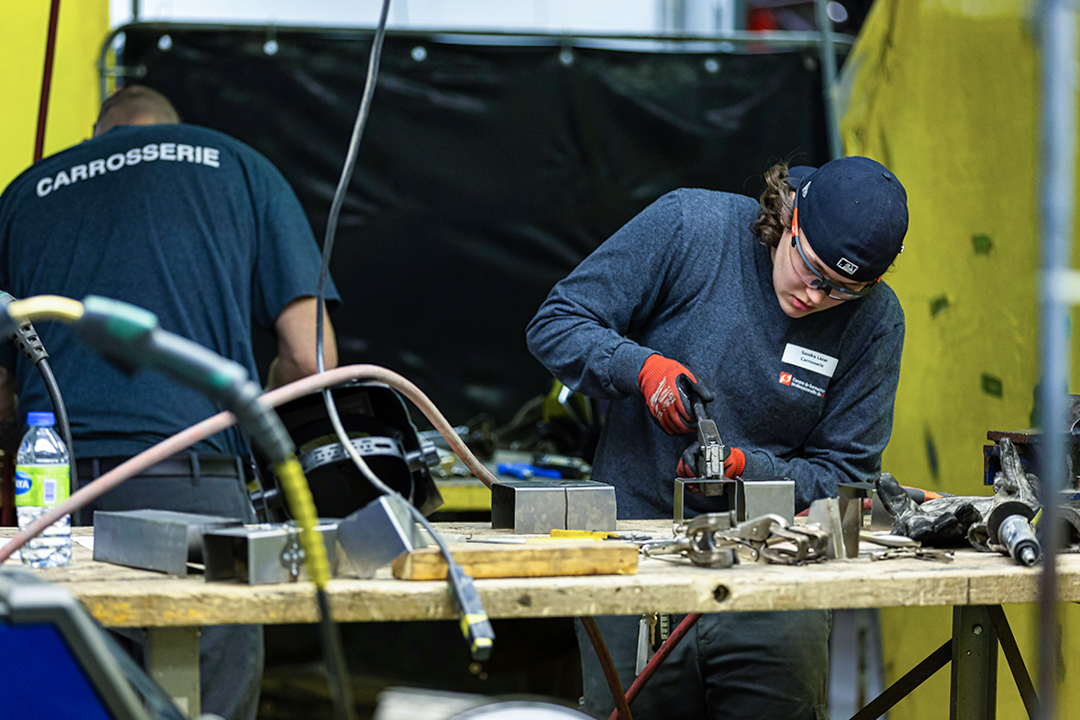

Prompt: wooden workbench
[
  {"left": 2, "top": 522, "right": 1071, "bottom": 718},
  {"left": 7, "top": 522, "right": 1072, "bottom": 627}
]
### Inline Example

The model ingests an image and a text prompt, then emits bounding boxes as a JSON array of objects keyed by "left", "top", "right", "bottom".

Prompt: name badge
[{"left": 782, "top": 343, "right": 838, "bottom": 378}]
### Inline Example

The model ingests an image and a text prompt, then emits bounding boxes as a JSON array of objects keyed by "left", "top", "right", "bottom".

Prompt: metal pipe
[
  {"left": 813, "top": 0, "right": 842, "bottom": 159},
  {"left": 1037, "top": 2, "right": 1078, "bottom": 718},
  {"left": 34, "top": 0, "right": 62, "bottom": 163}
]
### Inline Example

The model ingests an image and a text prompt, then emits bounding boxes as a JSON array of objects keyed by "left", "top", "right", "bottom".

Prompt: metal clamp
[{"left": 642, "top": 512, "right": 820, "bottom": 568}]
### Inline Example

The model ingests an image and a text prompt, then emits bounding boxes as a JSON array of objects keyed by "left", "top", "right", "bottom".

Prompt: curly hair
[{"left": 751, "top": 163, "right": 796, "bottom": 249}]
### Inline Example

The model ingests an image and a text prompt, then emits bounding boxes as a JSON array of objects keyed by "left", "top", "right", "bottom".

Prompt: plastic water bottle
[{"left": 15, "top": 411, "right": 71, "bottom": 568}]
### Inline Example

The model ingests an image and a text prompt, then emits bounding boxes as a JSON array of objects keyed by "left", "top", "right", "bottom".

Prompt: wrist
[{"left": 725, "top": 448, "right": 746, "bottom": 478}]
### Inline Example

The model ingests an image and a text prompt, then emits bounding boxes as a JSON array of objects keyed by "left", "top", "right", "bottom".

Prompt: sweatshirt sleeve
[
  {"left": 741, "top": 312, "right": 905, "bottom": 511},
  {"left": 526, "top": 191, "right": 687, "bottom": 399}
]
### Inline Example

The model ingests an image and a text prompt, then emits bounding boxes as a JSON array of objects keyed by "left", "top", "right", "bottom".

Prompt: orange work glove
[
  {"left": 676, "top": 441, "right": 745, "bottom": 479},
  {"left": 637, "top": 354, "right": 714, "bottom": 435}
]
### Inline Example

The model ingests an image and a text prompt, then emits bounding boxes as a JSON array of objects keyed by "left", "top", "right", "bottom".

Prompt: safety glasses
[{"left": 790, "top": 213, "right": 877, "bottom": 301}]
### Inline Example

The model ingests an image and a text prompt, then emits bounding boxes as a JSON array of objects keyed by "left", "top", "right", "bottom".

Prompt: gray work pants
[
  {"left": 577, "top": 610, "right": 831, "bottom": 720},
  {"left": 79, "top": 472, "right": 263, "bottom": 720}
]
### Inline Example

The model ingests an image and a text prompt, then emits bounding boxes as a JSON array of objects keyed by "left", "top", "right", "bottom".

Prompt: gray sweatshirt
[{"left": 526, "top": 188, "right": 905, "bottom": 519}]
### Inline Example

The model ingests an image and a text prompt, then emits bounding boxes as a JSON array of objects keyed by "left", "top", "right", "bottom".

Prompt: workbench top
[{"left": 2, "top": 523, "right": 1075, "bottom": 628}]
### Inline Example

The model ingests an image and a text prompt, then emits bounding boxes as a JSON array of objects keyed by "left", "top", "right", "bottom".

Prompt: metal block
[
  {"left": 491, "top": 479, "right": 617, "bottom": 534},
  {"left": 93, "top": 509, "right": 243, "bottom": 577},
  {"left": 736, "top": 477, "right": 795, "bottom": 524},
  {"left": 565, "top": 483, "right": 617, "bottom": 532},
  {"left": 673, "top": 478, "right": 734, "bottom": 524},
  {"left": 336, "top": 494, "right": 426, "bottom": 579},
  {"left": 202, "top": 521, "right": 339, "bottom": 585}
]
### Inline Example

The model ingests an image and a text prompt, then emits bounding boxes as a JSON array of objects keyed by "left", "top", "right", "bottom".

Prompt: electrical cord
[
  {"left": 306, "top": 0, "right": 495, "bottom": 662},
  {"left": 34, "top": 0, "right": 62, "bottom": 163},
  {"left": 0, "top": 292, "right": 78, "bottom": 492},
  {"left": 580, "top": 617, "right": 633, "bottom": 720},
  {"left": 603, "top": 613, "right": 702, "bottom": 720},
  {"left": 315, "top": 0, "right": 391, "bottom": 374},
  {"left": 310, "top": 3, "right": 392, "bottom": 707}
]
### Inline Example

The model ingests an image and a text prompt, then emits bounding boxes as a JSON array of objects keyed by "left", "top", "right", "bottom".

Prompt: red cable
[
  {"left": 606, "top": 612, "right": 703, "bottom": 720},
  {"left": 580, "top": 616, "right": 633, "bottom": 720},
  {"left": 34, "top": 0, "right": 62, "bottom": 163}
]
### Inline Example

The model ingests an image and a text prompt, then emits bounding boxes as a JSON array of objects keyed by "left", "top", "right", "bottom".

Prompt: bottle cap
[{"left": 27, "top": 411, "right": 56, "bottom": 427}]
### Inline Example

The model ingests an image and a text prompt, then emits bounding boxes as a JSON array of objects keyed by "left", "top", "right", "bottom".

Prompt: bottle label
[{"left": 14, "top": 465, "right": 70, "bottom": 507}]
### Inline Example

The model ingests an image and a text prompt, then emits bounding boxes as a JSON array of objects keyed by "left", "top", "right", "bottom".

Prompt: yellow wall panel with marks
[
  {"left": 0, "top": 2, "right": 110, "bottom": 191},
  {"left": 840, "top": 0, "right": 1079, "bottom": 717}
]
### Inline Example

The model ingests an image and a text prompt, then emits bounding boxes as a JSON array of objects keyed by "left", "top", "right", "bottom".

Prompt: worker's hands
[
  {"left": 675, "top": 441, "right": 745, "bottom": 479},
  {"left": 637, "top": 354, "right": 714, "bottom": 435}
]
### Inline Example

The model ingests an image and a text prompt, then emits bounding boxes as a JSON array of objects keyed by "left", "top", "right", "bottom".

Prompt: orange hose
[{"left": 0, "top": 364, "right": 499, "bottom": 563}]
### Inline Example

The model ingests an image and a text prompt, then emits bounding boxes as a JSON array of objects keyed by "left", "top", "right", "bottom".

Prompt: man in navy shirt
[{"left": 0, "top": 86, "right": 339, "bottom": 720}]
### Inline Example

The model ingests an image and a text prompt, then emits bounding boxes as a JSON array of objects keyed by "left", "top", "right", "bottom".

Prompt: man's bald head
[{"left": 94, "top": 86, "right": 181, "bottom": 137}]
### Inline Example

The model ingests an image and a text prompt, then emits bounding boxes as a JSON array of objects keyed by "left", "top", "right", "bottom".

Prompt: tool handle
[{"left": 693, "top": 399, "right": 709, "bottom": 424}]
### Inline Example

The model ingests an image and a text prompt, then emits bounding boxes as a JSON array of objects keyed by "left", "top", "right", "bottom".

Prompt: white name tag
[{"left": 782, "top": 343, "right": 838, "bottom": 378}]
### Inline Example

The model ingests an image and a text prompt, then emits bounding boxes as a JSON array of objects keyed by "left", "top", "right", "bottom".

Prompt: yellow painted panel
[
  {"left": 0, "top": 2, "right": 110, "bottom": 191},
  {"left": 841, "top": 0, "right": 1080, "bottom": 717},
  {"left": 434, "top": 481, "right": 493, "bottom": 512}
]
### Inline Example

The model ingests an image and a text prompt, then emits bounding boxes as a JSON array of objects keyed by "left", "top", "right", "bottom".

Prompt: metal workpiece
[
  {"left": 93, "top": 509, "right": 243, "bottom": 576},
  {"left": 674, "top": 476, "right": 794, "bottom": 525},
  {"left": 201, "top": 521, "right": 339, "bottom": 585},
  {"left": 673, "top": 477, "right": 734, "bottom": 524},
  {"left": 490, "top": 479, "right": 616, "bottom": 534},
  {"left": 336, "top": 494, "right": 426, "bottom": 579},
  {"left": 737, "top": 477, "right": 795, "bottom": 525},
  {"left": 806, "top": 497, "right": 845, "bottom": 560},
  {"left": 837, "top": 482, "right": 875, "bottom": 558}
]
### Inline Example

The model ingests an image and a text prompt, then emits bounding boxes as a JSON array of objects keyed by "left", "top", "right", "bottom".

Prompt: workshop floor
[{"left": 257, "top": 618, "right": 582, "bottom": 719}]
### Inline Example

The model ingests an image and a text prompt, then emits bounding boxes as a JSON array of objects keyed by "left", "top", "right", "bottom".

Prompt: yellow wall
[
  {"left": 840, "top": 0, "right": 1080, "bottom": 716},
  {"left": 0, "top": 1, "right": 110, "bottom": 191}
]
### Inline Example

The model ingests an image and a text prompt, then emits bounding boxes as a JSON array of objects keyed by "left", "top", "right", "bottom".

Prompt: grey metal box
[
  {"left": 93, "top": 509, "right": 243, "bottom": 577},
  {"left": 202, "top": 522, "right": 339, "bottom": 585},
  {"left": 491, "top": 479, "right": 616, "bottom": 534}
]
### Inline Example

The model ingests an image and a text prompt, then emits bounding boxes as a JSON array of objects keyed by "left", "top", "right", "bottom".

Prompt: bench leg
[
  {"left": 951, "top": 605, "right": 997, "bottom": 720},
  {"left": 146, "top": 626, "right": 201, "bottom": 718}
]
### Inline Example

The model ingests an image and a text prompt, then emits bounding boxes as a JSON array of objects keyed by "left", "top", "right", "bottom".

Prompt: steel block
[
  {"left": 93, "top": 509, "right": 243, "bottom": 577},
  {"left": 491, "top": 479, "right": 616, "bottom": 534},
  {"left": 202, "top": 521, "right": 339, "bottom": 584}
]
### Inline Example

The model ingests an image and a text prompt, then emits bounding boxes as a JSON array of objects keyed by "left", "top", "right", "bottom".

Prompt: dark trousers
[
  {"left": 577, "top": 610, "right": 832, "bottom": 720},
  {"left": 78, "top": 467, "right": 263, "bottom": 720}
]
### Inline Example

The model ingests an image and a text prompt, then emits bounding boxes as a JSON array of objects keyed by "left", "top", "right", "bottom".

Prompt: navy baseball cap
[{"left": 786, "top": 156, "right": 908, "bottom": 283}]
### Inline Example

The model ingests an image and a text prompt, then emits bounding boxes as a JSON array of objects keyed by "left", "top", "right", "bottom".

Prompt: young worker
[{"left": 527, "top": 156, "right": 908, "bottom": 719}]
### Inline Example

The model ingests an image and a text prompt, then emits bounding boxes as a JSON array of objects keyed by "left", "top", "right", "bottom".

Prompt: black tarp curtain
[{"left": 118, "top": 25, "right": 832, "bottom": 427}]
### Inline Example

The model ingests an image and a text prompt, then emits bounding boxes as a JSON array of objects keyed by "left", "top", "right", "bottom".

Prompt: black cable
[
  {"left": 0, "top": 293, "right": 78, "bottom": 493},
  {"left": 308, "top": 0, "right": 494, "bottom": 662},
  {"left": 316, "top": 588, "right": 357, "bottom": 720},
  {"left": 309, "top": 2, "right": 391, "bottom": 713},
  {"left": 37, "top": 359, "right": 78, "bottom": 491},
  {"left": 315, "top": 0, "right": 391, "bottom": 373}
]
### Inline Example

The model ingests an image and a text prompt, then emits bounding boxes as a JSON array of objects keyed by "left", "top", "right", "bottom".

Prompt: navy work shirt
[{"left": 0, "top": 124, "right": 339, "bottom": 458}]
